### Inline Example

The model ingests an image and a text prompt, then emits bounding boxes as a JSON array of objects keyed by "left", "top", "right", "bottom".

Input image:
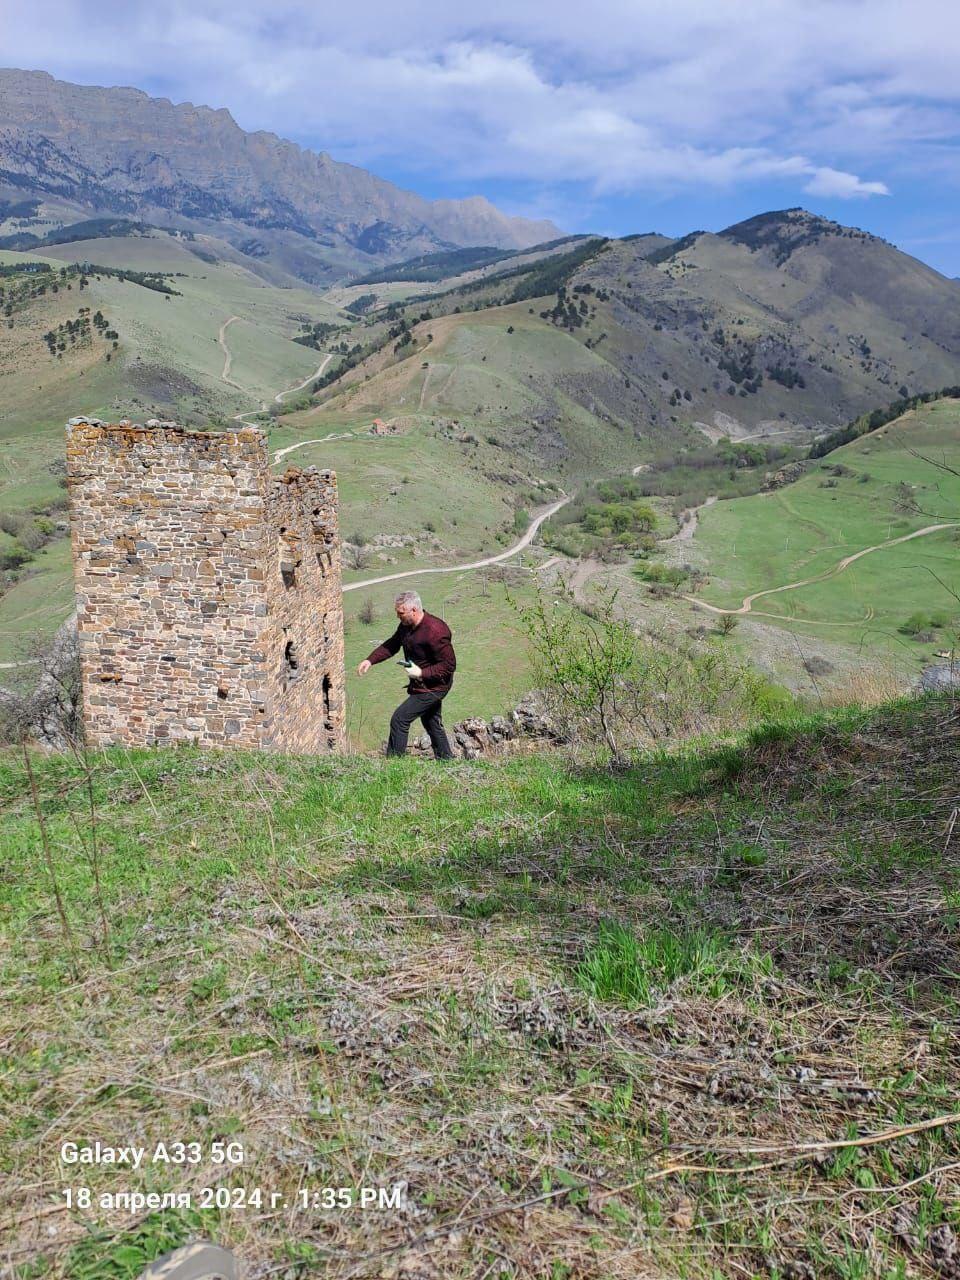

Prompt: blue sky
[{"left": 5, "top": 0, "right": 960, "bottom": 273}]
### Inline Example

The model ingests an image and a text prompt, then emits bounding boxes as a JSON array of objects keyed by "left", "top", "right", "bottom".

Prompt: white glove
[{"left": 405, "top": 661, "right": 422, "bottom": 679}]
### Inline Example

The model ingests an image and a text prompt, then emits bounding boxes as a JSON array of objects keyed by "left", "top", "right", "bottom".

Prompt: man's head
[{"left": 394, "top": 591, "right": 424, "bottom": 626}]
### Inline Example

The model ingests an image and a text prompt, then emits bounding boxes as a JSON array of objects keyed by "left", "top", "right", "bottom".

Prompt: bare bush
[
  {"left": 17, "top": 522, "right": 46, "bottom": 552},
  {"left": 358, "top": 597, "right": 376, "bottom": 625},
  {"left": 0, "top": 512, "right": 25, "bottom": 538},
  {"left": 0, "top": 617, "right": 83, "bottom": 748},
  {"left": 346, "top": 543, "right": 371, "bottom": 572}
]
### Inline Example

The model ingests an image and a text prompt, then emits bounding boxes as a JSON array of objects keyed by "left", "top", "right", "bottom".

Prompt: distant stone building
[{"left": 65, "top": 417, "right": 345, "bottom": 753}]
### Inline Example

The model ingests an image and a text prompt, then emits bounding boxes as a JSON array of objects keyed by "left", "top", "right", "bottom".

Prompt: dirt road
[
  {"left": 218, "top": 316, "right": 242, "bottom": 388},
  {"left": 667, "top": 494, "right": 717, "bottom": 544},
  {"left": 273, "top": 430, "right": 356, "bottom": 463},
  {"left": 567, "top": 557, "right": 602, "bottom": 606},
  {"left": 343, "top": 496, "right": 570, "bottom": 593},
  {"left": 274, "top": 353, "right": 332, "bottom": 405},
  {"left": 218, "top": 318, "right": 332, "bottom": 425},
  {"left": 684, "top": 521, "right": 959, "bottom": 616}
]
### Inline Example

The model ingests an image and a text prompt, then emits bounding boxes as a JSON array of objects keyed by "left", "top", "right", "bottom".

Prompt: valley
[{"left": 1, "top": 203, "right": 959, "bottom": 739}]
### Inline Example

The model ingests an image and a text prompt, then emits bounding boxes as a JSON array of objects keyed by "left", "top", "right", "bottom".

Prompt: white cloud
[
  {"left": 803, "top": 167, "right": 891, "bottom": 199},
  {"left": 5, "top": 0, "right": 958, "bottom": 203}
]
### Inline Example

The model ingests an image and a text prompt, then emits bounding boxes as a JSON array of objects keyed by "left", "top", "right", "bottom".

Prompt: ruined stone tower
[{"left": 65, "top": 417, "right": 345, "bottom": 753}]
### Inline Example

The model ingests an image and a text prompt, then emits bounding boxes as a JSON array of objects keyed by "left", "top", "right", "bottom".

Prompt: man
[{"left": 357, "top": 591, "right": 456, "bottom": 758}]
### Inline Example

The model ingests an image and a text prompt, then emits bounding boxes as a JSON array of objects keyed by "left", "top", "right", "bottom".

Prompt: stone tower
[{"left": 65, "top": 417, "right": 345, "bottom": 753}]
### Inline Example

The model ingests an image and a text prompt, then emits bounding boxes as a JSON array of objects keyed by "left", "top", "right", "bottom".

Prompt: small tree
[
  {"left": 717, "top": 613, "right": 739, "bottom": 636},
  {"left": 514, "top": 592, "right": 763, "bottom": 763},
  {"left": 516, "top": 591, "right": 636, "bottom": 762}
]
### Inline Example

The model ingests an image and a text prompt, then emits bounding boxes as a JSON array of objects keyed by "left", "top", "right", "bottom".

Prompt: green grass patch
[{"left": 576, "top": 920, "right": 765, "bottom": 1006}]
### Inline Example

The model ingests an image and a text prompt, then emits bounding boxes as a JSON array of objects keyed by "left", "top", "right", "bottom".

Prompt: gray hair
[{"left": 394, "top": 590, "right": 422, "bottom": 610}]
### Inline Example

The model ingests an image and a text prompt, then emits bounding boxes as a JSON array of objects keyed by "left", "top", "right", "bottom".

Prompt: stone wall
[
  {"left": 263, "top": 467, "right": 345, "bottom": 753},
  {"left": 65, "top": 417, "right": 345, "bottom": 753}
]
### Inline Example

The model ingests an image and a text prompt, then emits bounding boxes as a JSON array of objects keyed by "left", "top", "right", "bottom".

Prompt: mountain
[
  {"left": 296, "top": 209, "right": 960, "bottom": 465},
  {"left": 0, "top": 69, "right": 561, "bottom": 285},
  {"left": 565, "top": 207, "right": 960, "bottom": 437}
]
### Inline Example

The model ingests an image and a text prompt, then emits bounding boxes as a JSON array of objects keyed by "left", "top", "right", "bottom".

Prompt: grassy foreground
[{"left": 1, "top": 695, "right": 959, "bottom": 1279}]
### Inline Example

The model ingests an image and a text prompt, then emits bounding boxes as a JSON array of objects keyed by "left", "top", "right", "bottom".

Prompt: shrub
[
  {"left": 17, "top": 523, "right": 46, "bottom": 552},
  {"left": 899, "top": 613, "right": 930, "bottom": 635},
  {"left": 513, "top": 590, "right": 767, "bottom": 762},
  {"left": 345, "top": 543, "right": 370, "bottom": 572},
  {"left": 0, "top": 512, "right": 25, "bottom": 538},
  {"left": 358, "top": 597, "right": 376, "bottom": 625},
  {"left": 0, "top": 545, "right": 32, "bottom": 570}
]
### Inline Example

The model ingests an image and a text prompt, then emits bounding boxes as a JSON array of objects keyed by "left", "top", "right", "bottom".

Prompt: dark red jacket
[{"left": 366, "top": 611, "right": 457, "bottom": 693}]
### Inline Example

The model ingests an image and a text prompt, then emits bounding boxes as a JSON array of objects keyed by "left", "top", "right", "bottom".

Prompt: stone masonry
[{"left": 65, "top": 417, "right": 345, "bottom": 753}]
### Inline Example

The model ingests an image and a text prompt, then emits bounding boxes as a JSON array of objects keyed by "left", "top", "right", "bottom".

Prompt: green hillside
[
  {"left": 685, "top": 399, "right": 960, "bottom": 668},
  {"left": 2, "top": 693, "right": 958, "bottom": 1277},
  {"left": 4, "top": 214, "right": 960, "bottom": 710}
]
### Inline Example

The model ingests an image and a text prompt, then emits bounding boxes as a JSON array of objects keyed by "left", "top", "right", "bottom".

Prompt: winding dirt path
[
  {"left": 567, "top": 557, "right": 602, "bottom": 606},
  {"left": 273, "top": 431, "right": 356, "bottom": 463},
  {"left": 684, "top": 522, "right": 959, "bottom": 616},
  {"left": 667, "top": 494, "right": 718, "bottom": 544},
  {"left": 275, "top": 353, "right": 332, "bottom": 405},
  {"left": 343, "top": 496, "right": 571, "bottom": 593},
  {"left": 218, "top": 316, "right": 242, "bottom": 388},
  {"left": 219, "top": 317, "right": 332, "bottom": 425}
]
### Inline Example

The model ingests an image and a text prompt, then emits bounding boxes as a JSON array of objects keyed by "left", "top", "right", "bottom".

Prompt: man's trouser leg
[
  {"left": 386, "top": 692, "right": 431, "bottom": 756},
  {"left": 420, "top": 694, "right": 454, "bottom": 759},
  {"left": 386, "top": 692, "right": 454, "bottom": 758}
]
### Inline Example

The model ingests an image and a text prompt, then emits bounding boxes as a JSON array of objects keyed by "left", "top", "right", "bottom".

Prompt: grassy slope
[
  {"left": 0, "top": 242, "right": 342, "bottom": 506},
  {"left": 688, "top": 399, "right": 960, "bottom": 667},
  {"left": 2, "top": 694, "right": 958, "bottom": 1278},
  {"left": 281, "top": 300, "right": 644, "bottom": 483}
]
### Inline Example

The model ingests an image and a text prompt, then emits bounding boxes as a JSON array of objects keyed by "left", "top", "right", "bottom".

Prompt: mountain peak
[{"left": 718, "top": 208, "right": 881, "bottom": 264}]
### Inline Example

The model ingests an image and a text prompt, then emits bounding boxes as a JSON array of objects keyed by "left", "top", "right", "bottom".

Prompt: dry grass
[
  {"left": 821, "top": 666, "right": 910, "bottom": 709},
  {"left": 1, "top": 695, "right": 959, "bottom": 1279}
]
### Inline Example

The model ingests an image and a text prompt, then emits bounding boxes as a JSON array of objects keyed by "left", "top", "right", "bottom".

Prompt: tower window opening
[
  {"left": 278, "top": 526, "right": 302, "bottom": 589},
  {"left": 283, "top": 640, "right": 300, "bottom": 685}
]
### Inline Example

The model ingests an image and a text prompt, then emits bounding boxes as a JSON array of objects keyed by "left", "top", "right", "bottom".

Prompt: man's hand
[
  {"left": 357, "top": 659, "right": 372, "bottom": 677},
  {"left": 405, "top": 662, "right": 423, "bottom": 679}
]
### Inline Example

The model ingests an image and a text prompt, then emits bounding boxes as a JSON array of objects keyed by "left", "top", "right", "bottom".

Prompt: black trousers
[{"left": 387, "top": 690, "right": 455, "bottom": 758}]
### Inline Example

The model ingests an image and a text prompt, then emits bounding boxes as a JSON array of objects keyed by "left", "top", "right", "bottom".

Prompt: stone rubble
[{"left": 409, "top": 691, "right": 567, "bottom": 759}]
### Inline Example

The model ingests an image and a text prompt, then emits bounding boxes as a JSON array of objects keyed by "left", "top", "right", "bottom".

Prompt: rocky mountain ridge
[{"left": 0, "top": 68, "right": 560, "bottom": 283}]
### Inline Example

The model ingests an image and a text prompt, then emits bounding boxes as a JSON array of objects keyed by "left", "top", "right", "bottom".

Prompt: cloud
[
  {"left": 4, "top": 0, "right": 957, "bottom": 206},
  {"left": 803, "top": 167, "right": 891, "bottom": 199}
]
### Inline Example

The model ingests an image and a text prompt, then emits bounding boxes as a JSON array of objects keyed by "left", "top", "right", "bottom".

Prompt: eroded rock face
[{"left": 764, "top": 461, "right": 809, "bottom": 490}]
